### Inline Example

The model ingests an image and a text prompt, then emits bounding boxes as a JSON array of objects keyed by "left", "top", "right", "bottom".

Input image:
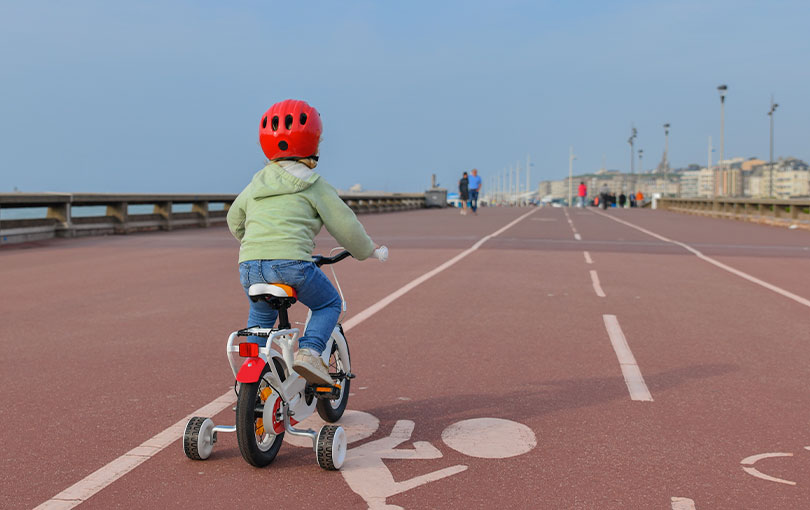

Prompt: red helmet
[{"left": 259, "top": 99, "right": 322, "bottom": 161}]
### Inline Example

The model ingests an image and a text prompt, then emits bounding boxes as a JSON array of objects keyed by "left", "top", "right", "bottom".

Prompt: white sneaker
[{"left": 293, "top": 348, "right": 334, "bottom": 386}]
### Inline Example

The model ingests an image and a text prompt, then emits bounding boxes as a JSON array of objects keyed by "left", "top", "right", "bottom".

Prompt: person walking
[
  {"left": 618, "top": 192, "right": 627, "bottom": 208},
  {"left": 468, "top": 168, "right": 482, "bottom": 214},
  {"left": 599, "top": 183, "right": 610, "bottom": 210},
  {"left": 577, "top": 181, "right": 587, "bottom": 207},
  {"left": 458, "top": 171, "right": 469, "bottom": 215}
]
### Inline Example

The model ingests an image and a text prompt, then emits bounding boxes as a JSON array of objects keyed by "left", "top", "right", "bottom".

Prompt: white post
[
  {"left": 516, "top": 162, "right": 521, "bottom": 206},
  {"left": 526, "top": 154, "right": 531, "bottom": 205},
  {"left": 568, "top": 146, "right": 574, "bottom": 207}
]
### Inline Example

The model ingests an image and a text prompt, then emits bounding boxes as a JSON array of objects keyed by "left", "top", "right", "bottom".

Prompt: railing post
[
  {"left": 106, "top": 202, "right": 128, "bottom": 233},
  {"left": 192, "top": 201, "right": 209, "bottom": 227},
  {"left": 154, "top": 201, "right": 173, "bottom": 231},
  {"left": 47, "top": 201, "right": 72, "bottom": 237}
]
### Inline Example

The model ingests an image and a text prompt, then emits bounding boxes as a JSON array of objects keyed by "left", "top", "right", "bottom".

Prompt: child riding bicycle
[{"left": 226, "top": 99, "right": 378, "bottom": 387}]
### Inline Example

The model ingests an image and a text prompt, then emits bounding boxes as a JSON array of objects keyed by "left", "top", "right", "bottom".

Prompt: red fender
[{"left": 236, "top": 357, "right": 266, "bottom": 383}]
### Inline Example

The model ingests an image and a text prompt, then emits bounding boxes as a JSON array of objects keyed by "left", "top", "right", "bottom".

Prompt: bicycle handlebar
[{"left": 313, "top": 246, "right": 388, "bottom": 267}]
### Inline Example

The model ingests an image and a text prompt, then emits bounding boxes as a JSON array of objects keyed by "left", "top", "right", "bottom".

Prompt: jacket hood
[{"left": 250, "top": 162, "right": 320, "bottom": 199}]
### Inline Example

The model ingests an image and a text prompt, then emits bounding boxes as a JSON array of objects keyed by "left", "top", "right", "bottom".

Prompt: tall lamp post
[
  {"left": 717, "top": 84, "right": 727, "bottom": 198},
  {"left": 628, "top": 126, "right": 637, "bottom": 174},
  {"left": 768, "top": 96, "right": 779, "bottom": 197},
  {"left": 628, "top": 126, "right": 637, "bottom": 194},
  {"left": 662, "top": 123, "right": 670, "bottom": 175},
  {"left": 568, "top": 146, "right": 576, "bottom": 207},
  {"left": 637, "top": 149, "right": 643, "bottom": 196}
]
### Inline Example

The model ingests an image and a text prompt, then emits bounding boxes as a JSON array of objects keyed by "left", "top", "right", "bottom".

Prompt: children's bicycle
[{"left": 183, "top": 246, "right": 388, "bottom": 470}]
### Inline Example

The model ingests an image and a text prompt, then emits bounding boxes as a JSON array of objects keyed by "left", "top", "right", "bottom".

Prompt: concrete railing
[
  {"left": 0, "top": 192, "right": 426, "bottom": 244},
  {"left": 658, "top": 197, "right": 810, "bottom": 230}
]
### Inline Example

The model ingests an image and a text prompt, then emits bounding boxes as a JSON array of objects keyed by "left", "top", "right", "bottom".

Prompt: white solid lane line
[
  {"left": 343, "top": 208, "right": 537, "bottom": 330},
  {"left": 590, "top": 270, "right": 606, "bottom": 297},
  {"left": 603, "top": 315, "right": 653, "bottom": 402},
  {"left": 35, "top": 391, "right": 236, "bottom": 510},
  {"left": 583, "top": 251, "right": 593, "bottom": 264},
  {"left": 34, "top": 209, "right": 539, "bottom": 510},
  {"left": 590, "top": 209, "right": 810, "bottom": 309}
]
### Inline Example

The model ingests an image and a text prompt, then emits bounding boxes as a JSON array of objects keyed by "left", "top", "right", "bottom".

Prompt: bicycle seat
[{"left": 248, "top": 283, "right": 298, "bottom": 307}]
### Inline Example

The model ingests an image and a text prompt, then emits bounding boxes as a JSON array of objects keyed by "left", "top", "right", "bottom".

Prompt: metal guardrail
[
  {"left": 657, "top": 197, "right": 810, "bottom": 230},
  {"left": 0, "top": 192, "right": 426, "bottom": 245}
]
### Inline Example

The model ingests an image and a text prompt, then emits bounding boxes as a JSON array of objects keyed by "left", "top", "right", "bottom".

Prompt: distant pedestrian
[
  {"left": 468, "top": 168, "right": 482, "bottom": 214},
  {"left": 577, "top": 181, "right": 587, "bottom": 207},
  {"left": 599, "top": 184, "right": 610, "bottom": 210},
  {"left": 458, "top": 172, "right": 469, "bottom": 215},
  {"left": 618, "top": 192, "right": 626, "bottom": 208},
  {"left": 636, "top": 190, "right": 644, "bottom": 205},
  {"left": 629, "top": 193, "right": 637, "bottom": 207}
]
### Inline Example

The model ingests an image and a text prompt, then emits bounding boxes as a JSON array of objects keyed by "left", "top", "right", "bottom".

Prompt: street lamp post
[
  {"left": 768, "top": 95, "right": 779, "bottom": 197},
  {"left": 638, "top": 148, "right": 644, "bottom": 173},
  {"left": 568, "top": 146, "right": 575, "bottom": 207},
  {"left": 627, "top": 126, "right": 637, "bottom": 194},
  {"left": 717, "top": 84, "right": 727, "bottom": 198},
  {"left": 628, "top": 126, "right": 637, "bottom": 174}
]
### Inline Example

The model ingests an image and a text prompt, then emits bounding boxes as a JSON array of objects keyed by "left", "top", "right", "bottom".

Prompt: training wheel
[
  {"left": 183, "top": 417, "right": 216, "bottom": 460},
  {"left": 316, "top": 425, "right": 347, "bottom": 470}
]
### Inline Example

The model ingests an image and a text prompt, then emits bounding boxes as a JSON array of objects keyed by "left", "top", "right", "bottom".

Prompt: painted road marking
[
  {"left": 671, "top": 497, "right": 697, "bottom": 509},
  {"left": 441, "top": 418, "right": 536, "bottom": 458},
  {"left": 341, "top": 420, "right": 467, "bottom": 509},
  {"left": 562, "top": 207, "right": 580, "bottom": 240},
  {"left": 603, "top": 315, "right": 653, "bottom": 401},
  {"left": 590, "top": 270, "right": 606, "bottom": 297},
  {"left": 34, "top": 391, "right": 236, "bottom": 510},
  {"left": 34, "top": 209, "right": 538, "bottom": 510},
  {"left": 583, "top": 251, "right": 593, "bottom": 264},
  {"left": 591, "top": 209, "right": 810, "bottom": 309},
  {"left": 741, "top": 452, "right": 797, "bottom": 486},
  {"left": 291, "top": 412, "right": 536, "bottom": 508}
]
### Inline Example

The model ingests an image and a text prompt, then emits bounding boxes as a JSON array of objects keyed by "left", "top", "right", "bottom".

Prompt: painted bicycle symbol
[{"left": 285, "top": 411, "right": 537, "bottom": 509}]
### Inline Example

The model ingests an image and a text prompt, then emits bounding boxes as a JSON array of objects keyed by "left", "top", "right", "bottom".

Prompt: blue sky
[{"left": 1, "top": 0, "right": 808, "bottom": 194}]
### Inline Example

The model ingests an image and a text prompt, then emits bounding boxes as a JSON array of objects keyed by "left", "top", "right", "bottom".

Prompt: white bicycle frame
[{"left": 224, "top": 289, "right": 352, "bottom": 447}]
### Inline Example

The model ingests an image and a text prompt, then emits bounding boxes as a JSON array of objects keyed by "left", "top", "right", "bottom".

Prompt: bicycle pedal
[{"left": 310, "top": 384, "right": 342, "bottom": 400}]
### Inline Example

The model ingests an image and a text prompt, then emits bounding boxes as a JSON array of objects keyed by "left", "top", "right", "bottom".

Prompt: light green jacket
[{"left": 227, "top": 162, "right": 375, "bottom": 263}]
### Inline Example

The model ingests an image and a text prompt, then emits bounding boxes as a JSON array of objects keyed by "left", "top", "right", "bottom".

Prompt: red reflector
[{"left": 239, "top": 343, "right": 259, "bottom": 357}]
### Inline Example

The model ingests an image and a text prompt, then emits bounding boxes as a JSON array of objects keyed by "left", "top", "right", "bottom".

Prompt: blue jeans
[
  {"left": 469, "top": 190, "right": 479, "bottom": 212},
  {"left": 239, "top": 260, "right": 342, "bottom": 354}
]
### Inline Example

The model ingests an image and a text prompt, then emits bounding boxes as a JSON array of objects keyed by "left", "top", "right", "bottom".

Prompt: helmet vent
[
  {"left": 262, "top": 116, "right": 267, "bottom": 129},
  {"left": 285, "top": 114, "right": 293, "bottom": 130},
  {"left": 271, "top": 116, "right": 279, "bottom": 131},
  {"left": 278, "top": 141, "right": 289, "bottom": 151},
  {"left": 300, "top": 113, "right": 307, "bottom": 125}
]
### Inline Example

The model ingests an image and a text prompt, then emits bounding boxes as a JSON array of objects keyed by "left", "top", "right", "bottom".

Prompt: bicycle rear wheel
[{"left": 236, "top": 358, "right": 286, "bottom": 467}]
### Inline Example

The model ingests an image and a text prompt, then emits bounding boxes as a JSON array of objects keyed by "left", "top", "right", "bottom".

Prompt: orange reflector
[
  {"left": 239, "top": 342, "right": 259, "bottom": 357},
  {"left": 315, "top": 384, "right": 340, "bottom": 392},
  {"left": 260, "top": 387, "right": 273, "bottom": 402}
]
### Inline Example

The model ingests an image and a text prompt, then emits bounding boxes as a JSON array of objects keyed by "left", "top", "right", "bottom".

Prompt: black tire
[
  {"left": 316, "top": 340, "right": 350, "bottom": 422},
  {"left": 183, "top": 416, "right": 212, "bottom": 460},
  {"left": 236, "top": 358, "right": 286, "bottom": 467},
  {"left": 316, "top": 425, "right": 345, "bottom": 470}
]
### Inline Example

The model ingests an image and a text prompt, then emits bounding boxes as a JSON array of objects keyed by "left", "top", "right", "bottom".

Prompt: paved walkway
[{"left": 2, "top": 206, "right": 809, "bottom": 509}]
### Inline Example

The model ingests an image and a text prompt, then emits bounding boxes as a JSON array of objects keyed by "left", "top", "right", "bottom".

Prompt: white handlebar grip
[{"left": 373, "top": 246, "right": 388, "bottom": 262}]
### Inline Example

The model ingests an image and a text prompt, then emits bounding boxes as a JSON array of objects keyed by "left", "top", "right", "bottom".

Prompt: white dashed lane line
[
  {"left": 590, "top": 270, "right": 606, "bottom": 297},
  {"left": 603, "top": 314, "right": 653, "bottom": 402}
]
